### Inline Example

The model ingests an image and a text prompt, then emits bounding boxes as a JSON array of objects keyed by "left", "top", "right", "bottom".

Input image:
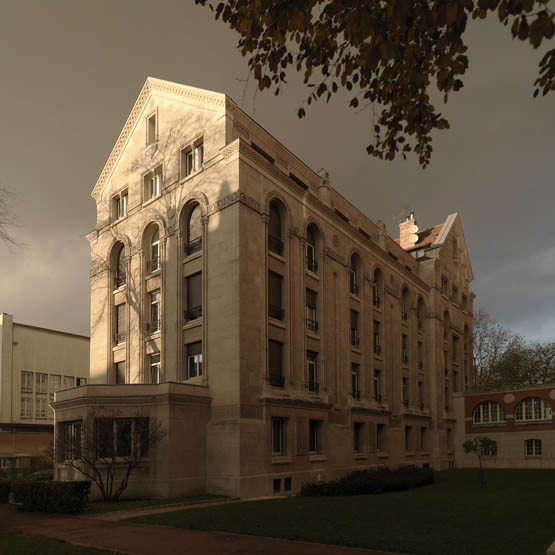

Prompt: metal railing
[
  {"left": 185, "top": 306, "right": 202, "bottom": 321},
  {"left": 185, "top": 236, "right": 202, "bottom": 256},
  {"left": 114, "top": 272, "right": 126, "bottom": 289},
  {"left": 269, "top": 304, "right": 284, "bottom": 321},
  {"left": 306, "top": 318, "right": 319, "bottom": 333},
  {"left": 268, "top": 235, "right": 284, "bottom": 255}
]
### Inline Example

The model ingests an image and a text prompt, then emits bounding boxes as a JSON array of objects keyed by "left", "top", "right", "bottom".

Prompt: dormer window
[
  {"left": 144, "top": 165, "right": 163, "bottom": 202},
  {"left": 180, "top": 140, "right": 204, "bottom": 179},
  {"left": 147, "top": 113, "right": 157, "bottom": 146}
]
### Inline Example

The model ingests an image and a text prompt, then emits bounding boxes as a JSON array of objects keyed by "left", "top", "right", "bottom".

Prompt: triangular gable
[
  {"left": 91, "top": 77, "right": 227, "bottom": 200},
  {"left": 434, "top": 213, "right": 474, "bottom": 282}
]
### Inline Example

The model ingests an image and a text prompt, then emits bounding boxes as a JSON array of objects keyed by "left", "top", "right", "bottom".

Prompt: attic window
[
  {"left": 251, "top": 143, "right": 274, "bottom": 164},
  {"left": 335, "top": 209, "right": 349, "bottom": 223},
  {"left": 147, "top": 114, "right": 157, "bottom": 146},
  {"left": 289, "top": 172, "right": 308, "bottom": 190}
]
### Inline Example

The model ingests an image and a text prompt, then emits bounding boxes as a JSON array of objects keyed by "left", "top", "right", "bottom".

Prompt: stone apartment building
[
  {"left": 53, "top": 77, "right": 474, "bottom": 498},
  {"left": 455, "top": 385, "right": 555, "bottom": 468},
  {"left": 0, "top": 313, "right": 89, "bottom": 463}
]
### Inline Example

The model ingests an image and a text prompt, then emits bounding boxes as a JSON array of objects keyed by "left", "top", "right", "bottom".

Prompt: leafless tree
[
  {"left": 0, "top": 185, "right": 19, "bottom": 247},
  {"left": 59, "top": 407, "right": 166, "bottom": 501}
]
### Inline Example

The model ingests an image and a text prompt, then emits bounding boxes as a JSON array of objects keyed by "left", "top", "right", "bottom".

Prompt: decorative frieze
[{"left": 207, "top": 191, "right": 261, "bottom": 217}]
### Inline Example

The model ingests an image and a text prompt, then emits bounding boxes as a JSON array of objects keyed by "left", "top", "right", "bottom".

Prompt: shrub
[
  {"left": 13, "top": 480, "right": 90, "bottom": 513},
  {"left": 0, "top": 479, "right": 10, "bottom": 503},
  {"left": 300, "top": 467, "right": 434, "bottom": 497}
]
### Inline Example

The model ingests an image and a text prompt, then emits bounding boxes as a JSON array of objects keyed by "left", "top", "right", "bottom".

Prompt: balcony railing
[
  {"left": 185, "top": 236, "right": 202, "bottom": 256},
  {"left": 350, "top": 329, "right": 360, "bottom": 348},
  {"left": 185, "top": 306, "right": 202, "bottom": 322},
  {"left": 114, "top": 272, "right": 126, "bottom": 289},
  {"left": 269, "top": 304, "right": 284, "bottom": 321},
  {"left": 268, "top": 235, "right": 284, "bottom": 255},
  {"left": 307, "top": 381, "right": 320, "bottom": 393},
  {"left": 351, "top": 390, "right": 361, "bottom": 400},
  {"left": 114, "top": 332, "right": 126, "bottom": 345},
  {"left": 146, "top": 257, "right": 160, "bottom": 273},
  {"left": 306, "top": 257, "right": 318, "bottom": 273},
  {"left": 306, "top": 318, "right": 319, "bottom": 333},
  {"left": 146, "top": 319, "right": 160, "bottom": 333},
  {"left": 269, "top": 374, "right": 285, "bottom": 388}
]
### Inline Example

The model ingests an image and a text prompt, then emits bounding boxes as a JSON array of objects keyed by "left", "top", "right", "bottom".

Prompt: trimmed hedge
[
  {"left": 13, "top": 480, "right": 90, "bottom": 513},
  {"left": 300, "top": 467, "right": 434, "bottom": 496},
  {"left": 0, "top": 479, "right": 10, "bottom": 503}
]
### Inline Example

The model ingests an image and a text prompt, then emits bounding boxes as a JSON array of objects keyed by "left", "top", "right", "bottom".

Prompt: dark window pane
[
  {"left": 187, "top": 273, "right": 202, "bottom": 313},
  {"left": 96, "top": 419, "right": 114, "bottom": 459},
  {"left": 306, "top": 289, "right": 316, "bottom": 308},
  {"left": 116, "top": 420, "right": 132, "bottom": 457}
]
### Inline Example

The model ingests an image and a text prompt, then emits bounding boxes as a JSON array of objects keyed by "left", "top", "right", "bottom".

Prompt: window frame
[
  {"left": 515, "top": 397, "right": 552, "bottom": 423},
  {"left": 180, "top": 138, "right": 204, "bottom": 180}
]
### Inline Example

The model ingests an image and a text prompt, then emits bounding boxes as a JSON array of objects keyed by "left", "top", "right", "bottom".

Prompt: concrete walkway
[{"left": 0, "top": 504, "right": 405, "bottom": 555}]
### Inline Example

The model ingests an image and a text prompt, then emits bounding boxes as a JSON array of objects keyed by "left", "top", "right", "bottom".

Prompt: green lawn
[
  {"left": 126, "top": 469, "right": 555, "bottom": 555},
  {"left": 0, "top": 530, "right": 118, "bottom": 554},
  {"left": 85, "top": 494, "right": 226, "bottom": 514}
]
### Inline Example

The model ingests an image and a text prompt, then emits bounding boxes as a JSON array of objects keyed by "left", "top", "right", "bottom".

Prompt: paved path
[{"left": 0, "top": 504, "right": 405, "bottom": 555}]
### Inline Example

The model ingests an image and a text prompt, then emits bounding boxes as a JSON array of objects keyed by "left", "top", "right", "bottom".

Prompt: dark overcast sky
[{"left": 0, "top": 0, "right": 553, "bottom": 340}]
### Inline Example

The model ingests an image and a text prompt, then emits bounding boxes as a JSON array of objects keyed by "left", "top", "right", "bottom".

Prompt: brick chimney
[{"left": 398, "top": 212, "right": 418, "bottom": 249}]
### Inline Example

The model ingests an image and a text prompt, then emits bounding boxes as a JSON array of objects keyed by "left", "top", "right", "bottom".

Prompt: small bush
[
  {"left": 13, "top": 480, "right": 90, "bottom": 513},
  {"left": 300, "top": 467, "right": 434, "bottom": 496},
  {"left": 0, "top": 479, "right": 10, "bottom": 503}
]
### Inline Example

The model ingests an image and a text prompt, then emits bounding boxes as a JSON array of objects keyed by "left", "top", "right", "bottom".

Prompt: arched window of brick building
[
  {"left": 515, "top": 397, "right": 552, "bottom": 422},
  {"left": 473, "top": 401, "right": 506, "bottom": 424}
]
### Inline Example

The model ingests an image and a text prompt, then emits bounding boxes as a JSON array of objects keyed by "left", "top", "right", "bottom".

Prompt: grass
[
  {"left": 126, "top": 469, "right": 555, "bottom": 555},
  {"left": 0, "top": 530, "right": 119, "bottom": 554},
  {"left": 85, "top": 493, "right": 226, "bottom": 514}
]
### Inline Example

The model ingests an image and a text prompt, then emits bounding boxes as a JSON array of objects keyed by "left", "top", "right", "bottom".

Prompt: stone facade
[
  {"left": 0, "top": 313, "right": 89, "bottom": 457},
  {"left": 455, "top": 385, "right": 555, "bottom": 468},
  {"left": 54, "top": 77, "right": 474, "bottom": 499}
]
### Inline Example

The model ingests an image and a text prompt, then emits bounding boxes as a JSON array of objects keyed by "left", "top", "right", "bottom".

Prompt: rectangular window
[
  {"left": 49, "top": 374, "right": 61, "bottom": 401},
  {"left": 116, "top": 420, "right": 132, "bottom": 457},
  {"left": 373, "top": 320, "right": 381, "bottom": 355},
  {"left": 350, "top": 310, "right": 360, "bottom": 348},
  {"left": 63, "top": 376, "right": 74, "bottom": 389},
  {"left": 186, "top": 341, "right": 203, "bottom": 379},
  {"left": 144, "top": 165, "right": 163, "bottom": 201},
  {"left": 447, "top": 427, "right": 453, "bottom": 450},
  {"left": 181, "top": 141, "right": 204, "bottom": 178},
  {"left": 354, "top": 422, "right": 364, "bottom": 453},
  {"left": 351, "top": 363, "right": 360, "bottom": 399},
  {"left": 269, "top": 340, "right": 284, "bottom": 387},
  {"left": 273, "top": 478, "right": 281, "bottom": 493},
  {"left": 402, "top": 334, "right": 408, "bottom": 364},
  {"left": 484, "top": 440, "right": 497, "bottom": 457},
  {"left": 284, "top": 477, "right": 292, "bottom": 491},
  {"left": 272, "top": 418, "right": 284, "bottom": 455},
  {"left": 373, "top": 370, "right": 382, "bottom": 402},
  {"left": 452, "top": 335, "right": 459, "bottom": 361},
  {"left": 115, "top": 362, "right": 126, "bottom": 384},
  {"left": 21, "top": 371, "right": 33, "bottom": 393},
  {"left": 147, "top": 113, "right": 156, "bottom": 145},
  {"left": 115, "top": 303, "right": 126, "bottom": 344},
  {"left": 36, "top": 373, "right": 48, "bottom": 393},
  {"left": 306, "top": 350, "right": 318, "bottom": 392},
  {"left": 149, "top": 290, "right": 161, "bottom": 333},
  {"left": 309, "top": 419, "right": 322, "bottom": 454},
  {"left": 20, "top": 397, "right": 32, "bottom": 418},
  {"left": 405, "top": 425, "right": 412, "bottom": 451},
  {"left": 402, "top": 378, "right": 409, "bottom": 408},
  {"left": 149, "top": 353, "right": 160, "bottom": 384},
  {"left": 417, "top": 341, "right": 423, "bottom": 368},
  {"left": 525, "top": 439, "right": 542, "bottom": 456},
  {"left": 453, "top": 370, "right": 459, "bottom": 393},
  {"left": 185, "top": 272, "right": 202, "bottom": 321},
  {"left": 63, "top": 421, "right": 82, "bottom": 461},
  {"left": 306, "top": 241, "right": 317, "bottom": 272},
  {"left": 306, "top": 289, "right": 318, "bottom": 332},
  {"left": 113, "top": 191, "right": 128, "bottom": 220},
  {"left": 268, "top": 271, "right": 284, "bottom": 320},
  {"left": 96, "top": 418, "right": 114, "bottom": 459},
  {"left": 420, "top": 427, "right": 426, "bottom": 451},
  {"left": 95, "top": 417, "right": 150, "bottom": 460},
  {"left": 377, "top": 423, "right": 386, "bottom": 452},
  {"left": 418, "top": 381, "right": 424, "bottom": 409},
  {"left": 35, "top": 398, "right": 47, "bottom": 419}
]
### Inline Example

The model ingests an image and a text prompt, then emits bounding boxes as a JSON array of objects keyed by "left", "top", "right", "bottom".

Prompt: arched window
[
  {"left": 268, "top": 200, "right": 283, "bottom": 255},
  {"left": 113, "top": 243, "right": 126, "bottom": 289},
  {"left": 515, "top": 397, "right": 552, "bottom": 422},
  {"left": 417, "top": 298, "right": 425, "bottom": 330},
  {"left": 473, "top": 401, "right": 506, "bottom": 424},
  {"left": 373, "top": 268, "right": 383, "bottom": 308},
  {"left": 401, "top": 287, "right": 409, "bottom": 322},
  {"left": 350, "top": 253, "right": 361, "bottom": 295},
  {"left": 146, "top": 226, "right": 160, "bottom": 273},
  {"left": 185, "top": 203, "right": 203, "bottom": 255},
  {"left": 306, "top": 223, "right": 319, "bottom": 273}
]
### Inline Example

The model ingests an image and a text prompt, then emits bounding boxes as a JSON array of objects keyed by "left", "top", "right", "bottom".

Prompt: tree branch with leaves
[{"left": 195, "top": 0, "right": 554, "bottom": 167}]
